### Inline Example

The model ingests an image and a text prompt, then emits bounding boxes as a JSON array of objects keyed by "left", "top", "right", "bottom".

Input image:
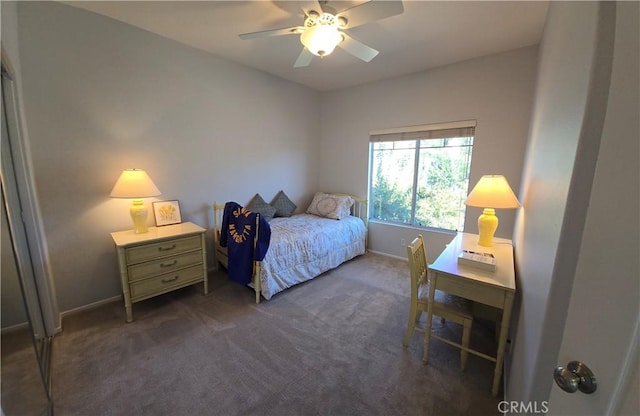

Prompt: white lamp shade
[
  {"left": 465, "top": 175, "right": 520, "bottom": 209},
  {"left": 110, "top": 169, "right": 161, "bottom": 199},
  {"left": 300, "top": 25, "right": 342, "bottom": 56}
]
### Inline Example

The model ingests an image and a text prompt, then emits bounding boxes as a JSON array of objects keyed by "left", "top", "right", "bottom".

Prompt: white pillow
[{"left": 306, "top": 192, "right": 354, "bottom": 220}]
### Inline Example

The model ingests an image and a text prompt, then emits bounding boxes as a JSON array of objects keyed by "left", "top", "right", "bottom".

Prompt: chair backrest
[{"left": 406, "top": 235, "right": 429, "bottom": 298}]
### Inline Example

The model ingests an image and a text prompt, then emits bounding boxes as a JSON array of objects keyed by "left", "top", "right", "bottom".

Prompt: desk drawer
[
  {"left": 128, "top": 251, "right": 202, "bottom": 282},
  {"left": 125, "top": 236, "right": 201, "bottom": 264},
  {"left": 433, "top": 272, "right": 506, "bottom": 308},
  {"left": 130, "top": 265, "right": 203, "bottom": 299}
]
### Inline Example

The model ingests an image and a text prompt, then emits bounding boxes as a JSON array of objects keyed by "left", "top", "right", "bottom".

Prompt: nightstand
[{"left": 110, "top": 222, "right": 208, "bottom": 322}]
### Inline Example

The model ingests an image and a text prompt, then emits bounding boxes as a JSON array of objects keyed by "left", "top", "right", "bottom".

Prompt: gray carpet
[
  {"left": 1, "top": 328, "right": 51, "bottom": 416},
  {"left": 50, "top": 252, "right": 501, "bottom": 415}
]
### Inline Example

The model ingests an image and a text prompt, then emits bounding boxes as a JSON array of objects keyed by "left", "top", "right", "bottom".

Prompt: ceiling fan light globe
[{"left": 300, "top": 25, "right": 342, "bottom": 57}]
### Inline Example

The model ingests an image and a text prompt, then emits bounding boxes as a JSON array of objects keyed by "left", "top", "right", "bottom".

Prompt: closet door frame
[{"left": 0, "top": 49, "right": 59, "bottom": 336}]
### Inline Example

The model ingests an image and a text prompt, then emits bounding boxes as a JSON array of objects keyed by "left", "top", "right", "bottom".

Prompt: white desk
[{"left": 426, "top": 232, "right": 515, "bottom": 397}]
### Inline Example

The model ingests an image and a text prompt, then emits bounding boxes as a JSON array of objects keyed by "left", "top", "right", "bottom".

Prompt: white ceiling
[{"left": 63, "top": 1, "right": 549, "bottom": 92}]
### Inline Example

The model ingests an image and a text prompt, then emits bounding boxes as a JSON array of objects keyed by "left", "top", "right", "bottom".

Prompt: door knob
[{"left": 554, "top": 361, "right": 597, "bottom": 394}]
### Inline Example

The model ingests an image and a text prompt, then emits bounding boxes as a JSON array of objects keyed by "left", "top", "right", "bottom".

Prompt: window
[{"left": 368, "top": 121, "right": 475, "bottom": 232}]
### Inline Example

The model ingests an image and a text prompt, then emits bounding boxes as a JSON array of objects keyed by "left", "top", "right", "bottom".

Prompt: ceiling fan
[{"left": 239, "top": 1, "right": 404, "bottom": 68}]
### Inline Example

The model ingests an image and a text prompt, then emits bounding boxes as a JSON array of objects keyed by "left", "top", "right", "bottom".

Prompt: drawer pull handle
[
  {"left": 160, "top": 260, "right": 178, "bottom": 268},
  {"left": 158, "top": 244, "right": 176, "bottom": 252},
  {"left": 161, "top": 276, "right": 179, "bottom": 284}
]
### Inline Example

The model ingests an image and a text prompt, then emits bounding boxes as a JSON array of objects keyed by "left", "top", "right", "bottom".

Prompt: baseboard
[
  {"left": 367, "top": 249, "right": 408, "bottom": 262},
  {"left": 59, "top": 295, "right": 122, "bottom": 321},
  {"left": 1, "top": 321, "right": 29, "bottom": 334},
  {"left": 2, "top": 318, "right": 63, "bottom": 336}
]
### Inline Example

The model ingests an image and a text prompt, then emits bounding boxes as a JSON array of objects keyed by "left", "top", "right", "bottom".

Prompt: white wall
[
  {"left": 508, "top": 1, "right": 625, "bottom": 404},
  {"left": 1, "top": 1, "right": 20, "bottom": 67},
  {"left": 0, "top": 1, "right": 26, "bottom": 329},
  {"left": 548, "top": 2, "right": 638, "bottom": 413},
  {"left": 15, "top": 2, "right": 320, "bottom": 312},
  {"left": 319, "top": 46, "right": 538, "bottom": 258}
]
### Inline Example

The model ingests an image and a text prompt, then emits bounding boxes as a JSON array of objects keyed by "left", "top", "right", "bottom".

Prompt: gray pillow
[
  {"left": 246, "top": 193, "right": 277, "bottom": 220},
  {"left": 270, "top": 190, "right": 297, "bottom": 217}
]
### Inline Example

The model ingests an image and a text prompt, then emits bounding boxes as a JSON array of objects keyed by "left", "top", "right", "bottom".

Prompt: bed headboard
[
  {"left": 331, "top": 193, "right": 368, "bottom": 227},
  {"left": 212, "top": 194, "right": 368, "bottom": 242}
]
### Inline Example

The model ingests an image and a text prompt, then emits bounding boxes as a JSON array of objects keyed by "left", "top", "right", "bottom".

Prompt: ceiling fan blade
[
  {"left": 301, "top": 1, "right": 324, "bottom": 18},
  {"left": 294, "top": 48, "right": 314, "bottom": 68},
  {"left": 239, "top": 26, "right": 305, "bottom": 40},
  {"left": 339, "top": 33, "right": 379, "bottom": 62},
  {"left": 337, "top": 0, "right": 404, "bottom": 29}
]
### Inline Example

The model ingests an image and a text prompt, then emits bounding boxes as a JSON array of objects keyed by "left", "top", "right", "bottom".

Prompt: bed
[{"left": 213, "top": 193, "right": 368, "bottom": 303}]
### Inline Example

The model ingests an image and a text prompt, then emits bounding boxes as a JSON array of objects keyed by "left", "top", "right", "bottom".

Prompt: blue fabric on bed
[{"left": 220, "top": 201, "right": 271, "bottom": 285}]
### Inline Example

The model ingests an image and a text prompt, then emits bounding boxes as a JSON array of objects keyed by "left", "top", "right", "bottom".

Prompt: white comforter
[{"left": 258, "top": 214, "right": 367, "bottom": 300}]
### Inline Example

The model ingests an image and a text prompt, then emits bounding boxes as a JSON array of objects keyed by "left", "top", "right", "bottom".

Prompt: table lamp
[
  {"left": 465, "top": 175, "right": 520, "bottom": 247},
  {"left": 110, "top": 169, "right": 161, "bottom": 234}
]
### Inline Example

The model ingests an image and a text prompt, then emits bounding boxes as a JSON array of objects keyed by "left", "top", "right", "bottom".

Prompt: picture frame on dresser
[{"left": 153, "top": 200, "right": 182, "bottom": 226}]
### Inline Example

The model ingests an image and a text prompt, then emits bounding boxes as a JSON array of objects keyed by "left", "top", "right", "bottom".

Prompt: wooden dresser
[{"left": 110, "top": 222, "right": 208, "bottom": 322}]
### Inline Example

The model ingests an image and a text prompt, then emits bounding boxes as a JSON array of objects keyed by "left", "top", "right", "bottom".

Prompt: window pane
[
  {"left": 445, "top": 136, "right": 473, "bottom": 147},
  {"left": 373, "top": 142, "right": 392, "bottom": 150},
  {"left": 370, "top": 142, "right": 415, "bottom": 224},
  {"left": 421, "top": 138, "right": 445, "bottom": 148},
  {"left": 392, "top": 141, "right": 416, "bottom": 150},
  {"left": 415, "top": 141, "right": 472, "bottom": 230}
]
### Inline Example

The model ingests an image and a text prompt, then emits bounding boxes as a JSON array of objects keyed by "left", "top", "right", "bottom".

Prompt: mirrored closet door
[{"left": 1, "top": 62, "right": 53, "bottom": 416}]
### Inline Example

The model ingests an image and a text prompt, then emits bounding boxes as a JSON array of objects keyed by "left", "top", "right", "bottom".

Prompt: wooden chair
[{"left": 403, "top": 235, "right": 474, "bottom": 370}]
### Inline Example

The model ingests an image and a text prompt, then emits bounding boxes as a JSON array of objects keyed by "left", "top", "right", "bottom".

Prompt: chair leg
[
  {"left": 403, "top": 306, "right": 418, "bottom": 346},
  {"left": 460, "top": 317, "right": 472, "bottom": 371}
]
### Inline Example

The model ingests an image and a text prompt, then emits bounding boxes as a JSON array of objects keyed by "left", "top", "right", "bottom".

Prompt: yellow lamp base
[
  {"left": 477, "top": 208, "right": 498, "bottom": 247},
  {"left": 130, "top": 199, "right": 149, "bottom": 234}
]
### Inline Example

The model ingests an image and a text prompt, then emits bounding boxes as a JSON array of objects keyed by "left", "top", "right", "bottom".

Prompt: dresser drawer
[
  {"left": 127, "top": 251, "right": 203, "bottom": 282},
  {"left": 129, "top": 265, "right": 203, "bottom": 299},
  {"left": 125, "top": 235, "right": 201, "bottom": 264}
]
